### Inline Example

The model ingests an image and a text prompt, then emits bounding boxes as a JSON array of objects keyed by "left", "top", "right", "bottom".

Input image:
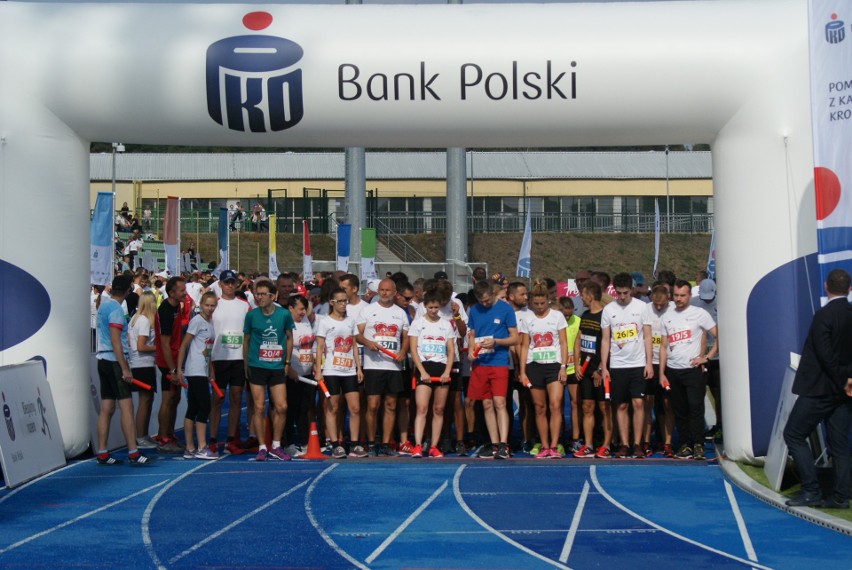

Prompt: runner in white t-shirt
[
  {"left": 209, "top": 270, "right": 252, "bottom": 456},
  {"left": 128, "top": 291, "right": 158, "bottom": 449},
  {"left": 641, "top": 284, "right": 675, "bottom": 457},
  {"left": 286, "top": 295, "right": 316, "bottom": 455},
  {"left": 316, "top": 287, "right": 365, "bottom": 458},
  {"left": 600, "top": 272, "right": 653, "bottom": 459},
  {"left": 517, "top": 281, "right": 568, "bottom": 458},
  {"left": 414, "top": 280, "right": 469, "bottom": 456},
  {"left": 408, "top": 293, "right": 456, "bottom": 458},
  {"left": 176, "top": 291, "right": 217, "bottom": 459},
  {"left": 659, "top": 279, "right": 718, "bottom": 460},
  {"left": 356, "top": 278, "right": 410, "bottom": 456}
]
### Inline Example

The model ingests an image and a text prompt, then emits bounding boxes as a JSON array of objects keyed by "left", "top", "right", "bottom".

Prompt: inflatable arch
[{"left": 0, "top": 0, "right": 820, "bottom": 462}]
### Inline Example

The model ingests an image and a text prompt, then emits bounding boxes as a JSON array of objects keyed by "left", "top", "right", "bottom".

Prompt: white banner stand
[
  {"left": 88, "top": 355, "right": 188, "bottom": 452},
  {"left": 0, "top": 361, "right": 66, "bottom": 488},
  {"left": 764, "top": 362, "right": 799, "bottom": 491}
]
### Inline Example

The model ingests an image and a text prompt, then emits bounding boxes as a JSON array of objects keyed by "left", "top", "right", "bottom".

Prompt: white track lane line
[
  {"left": 559, "top": 480, "right": 590, "bottom": 563},
  {"left": 141, "top": 460, "right": 220, "bottom": 570},
  {"left": 0, "top": 480, "right": 168, "bottom": 555},
  {"left": 169, "top": 478, "right": 312, "bottom": 564},
  {"left": 452, "top": 464, "right": 573, "bottom": 570},
  {"left": 724, "top": 480, "right": 759, "bottom": 565},
  {"left": 365, "top": 480, "right": 448, "bottom": 564},
  {"left": 304, "top": 463, "right": 370, "bottom": 570},
  {"left": 589, "top": 466, "right": 774, "bottom": 570},
  {"left": 0, "top": 460, "right": 85, "bottom": 505}
]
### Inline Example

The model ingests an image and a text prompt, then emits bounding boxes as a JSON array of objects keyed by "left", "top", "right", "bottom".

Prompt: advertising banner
[
  {"left": 0, "top": 361, "right": 65, "bottom": 488},
  {"left": 809, "top": 0, "right": 852, "bottom": 301}
]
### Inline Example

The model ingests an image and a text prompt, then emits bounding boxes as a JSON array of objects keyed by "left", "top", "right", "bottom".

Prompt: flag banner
[
  {"left": 809, "top": 0, "right": 852, "bottom": 301},
  {"left": 214, "top": 207, "right": 229, "bottom": 277},
  {"left": 360, "top": 227, "right": 378, "bottom": 280},
  {"left": 89, "top": 192, "right": 114, "bottom": 285},
  {"left": 268, "top": 213, "right": 281, "bottom": 280},
  {"left": 141, "top": 250, "right": 155, "bottom": 272},
  {"left": 706, "top": 229, "right": 716, "bottom": 280},
  {"left": 163, "top": 196, "right": 180, "bottom": 276},
  {"left": 516, "top": 201, "right": 532, "bottom": 278},
  {"left": 336, "top": 223, "right": 351, "bottom": 272},
  {"left": 302, "top": 220, "right": 312, "bottom": 281},
  {"left": 653, "top": 198, "right": 661, "bottom": 279}
]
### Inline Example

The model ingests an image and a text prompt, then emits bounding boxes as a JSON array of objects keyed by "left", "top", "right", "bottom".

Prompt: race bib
[
  {"left": 221, "top": 332, "right": 243, "bottom": 349},
  {"left": 331, "top": 355, "right": 354, "bottom": 371},
  {"left": 668, "top": 329, "right": 692, "bottom": 346},
  {"left": 375, "top": 335, "right": 399, "bottom": 353},
  {"left": 297, "top": 350, "right": 313, "bottom": 364},
  {"left": 421, "top": 343, "right": 447, "bottom": 360},
  {"left": 612, "top": 324, "right": 638, "bottom": 343},
  {"left": 531, "top": 346, "right": 558, "bottom": 362},
  {"left": 652, "top": 335, "right": 662, "bottom": 346},
  {"left": 580, "top": 334, "right": 597, "bottom": 353},
  {"left": 259, "top": 343, "right": 283, "bottom": 362},
  {"left": 474, "top": 336, "right": 495, "bottom": 355}
]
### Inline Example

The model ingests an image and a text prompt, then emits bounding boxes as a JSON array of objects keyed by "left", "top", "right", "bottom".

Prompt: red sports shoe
[
  {"left": 411, "top": 444, "right": 423, "bottom": 458},
  {"left": 428, "top": 446, "right": 444, "bottom": 458},
  {"left": 398, "top": 440, "right": 415, "bottom": 456}
]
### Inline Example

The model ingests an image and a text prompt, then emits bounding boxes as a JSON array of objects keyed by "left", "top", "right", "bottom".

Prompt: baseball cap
[
  {"left": 366, "top": 278, "right": 382, "bottom": 293},
  {"left": 698, "top": 279, "right": 717, "bottom": 300},
  {"left": 220, "top": 269, "right": 237, "bottom": 282}
]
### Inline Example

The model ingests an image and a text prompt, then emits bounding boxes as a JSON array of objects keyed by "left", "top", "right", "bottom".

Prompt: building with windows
[{"left": 90, "top": 150, "right": 713, "bottom": 235}]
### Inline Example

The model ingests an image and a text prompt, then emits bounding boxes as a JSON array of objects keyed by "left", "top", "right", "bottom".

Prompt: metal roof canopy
[{"left": 90, "top": 150, "right": 712, "bottom": 182}]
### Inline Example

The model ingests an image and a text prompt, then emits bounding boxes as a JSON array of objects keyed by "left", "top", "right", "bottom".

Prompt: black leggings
[{"left": 185, "top": 376, "right": 211, "bottom": 423}]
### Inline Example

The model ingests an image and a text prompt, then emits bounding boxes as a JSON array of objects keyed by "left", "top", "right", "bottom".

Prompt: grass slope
[{"left": 188, "top": 231, "right": 711, "bottom": 280}]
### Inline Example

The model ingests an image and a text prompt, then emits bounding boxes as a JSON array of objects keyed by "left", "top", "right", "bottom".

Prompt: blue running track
[{"left": 0, "top": 455, "right": 849, "bottom": 569}]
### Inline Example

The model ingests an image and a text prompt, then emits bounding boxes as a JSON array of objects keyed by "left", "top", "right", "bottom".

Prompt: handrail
[{"left": 374, "top": 217, "right": 430, "bottom": 263}]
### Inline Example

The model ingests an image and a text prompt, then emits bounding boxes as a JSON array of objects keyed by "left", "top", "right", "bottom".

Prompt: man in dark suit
[{"left": 783, "top": 268, "right": 852, "bottom": 508}]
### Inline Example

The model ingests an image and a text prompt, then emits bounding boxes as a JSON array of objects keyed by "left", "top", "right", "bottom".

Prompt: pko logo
[
  {"left": 825, "top": 13, "right": 846, "bottom": 44},
  {"left": 206, "top": 12, "right": 304, "bottom": 132}
]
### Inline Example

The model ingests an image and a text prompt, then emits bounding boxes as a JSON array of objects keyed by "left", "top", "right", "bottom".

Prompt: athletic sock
[
  {"left": 97, "top": 450, "right": 109, "bottom": 460},
  {"left": 272, "top": 440, "right": 281, "bottom": 449},
  {"left": 258, "top": 444, "right": 268, "bottom": 451},
  {"left": 128, "top": 449, "right": 140, "bottom": 459}
]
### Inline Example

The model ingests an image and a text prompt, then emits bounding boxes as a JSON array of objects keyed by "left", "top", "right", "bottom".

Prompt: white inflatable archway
[{"left": 0, "top": 0, "right": 819, "bottom": 462}]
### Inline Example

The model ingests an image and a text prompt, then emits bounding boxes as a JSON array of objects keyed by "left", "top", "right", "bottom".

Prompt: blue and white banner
[
  {"left": 336, "top": 223, "right": 351, "bottom": 272},
  {"left": 268, "top": 213, "right": 280, "bottom": 280},
  {"left": 516, "top": 201, "right": 532, "bottom": 278},
  {"left": 302, "top": 220, "right": 312, "bottom": 281},
  {"left": 89, "top": 192, "right": 114, "bottom": 286},
  {"left": 809, "top": 0, "right": 852, "bottom": 300},
  {"left": 653, "top": 198, "right": 660, "bottom": 279},
  {"left": 163, "top": 197, "right": 180, "bottom": 276},
  {"left": 706, "top": 229, "right": 716, "bottom": 280},
  {"left": 214, "top": 207, "right": 229, "bottom": 277}
]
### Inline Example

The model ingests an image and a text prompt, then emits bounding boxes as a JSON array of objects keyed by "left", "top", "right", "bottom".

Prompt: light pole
[
  {"left": 111, "top": 142, "right": 125, "bottom": 196},
  {"left": 665, "top": 145, "right": 670, "bottom": 233}
]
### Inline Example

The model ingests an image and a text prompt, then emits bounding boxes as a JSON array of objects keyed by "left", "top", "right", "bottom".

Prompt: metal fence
[
  {"left": 378, "top": 212, "right": 714, "bottom": 234},
  {"left": 134, "top": 209, "right": 713, "bottom": 236}
]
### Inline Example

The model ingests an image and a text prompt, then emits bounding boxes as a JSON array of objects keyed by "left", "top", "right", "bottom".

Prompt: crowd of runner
[{"left": 92, "top": 264, "right": 720, "bottom": 464}]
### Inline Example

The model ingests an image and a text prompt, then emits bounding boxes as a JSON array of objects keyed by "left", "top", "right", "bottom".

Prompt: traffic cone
[{"left": 302, "top": 421, "right": 326, "bottom": 460}]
